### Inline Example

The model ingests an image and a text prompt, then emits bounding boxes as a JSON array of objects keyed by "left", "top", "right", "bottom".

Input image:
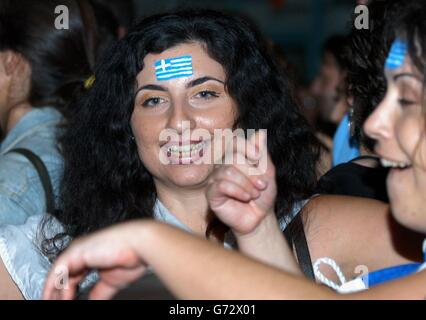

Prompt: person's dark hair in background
[
  {"left": 41, "top": 9, "right": 320, "bottom": 258},
  {"left": 92, "top": 0, "right": 135, "bottom": 37},
  {"left": 308, "top": 35, "right": 352, "bottom": 173},
  {"left": 324, "top": 34, "right": 353, "bottom": 125},
  {"left": 324, "top": 36, "right": 348, "bottom": 70},
  {"left": 0, "top": 0, "right": 118, "bottom": 121},
  {"left": 311, "top": 35, "right": 351, "bottom": 136},
  {"left": 316, "top": 0, "right": 409, "bottom": 202}
]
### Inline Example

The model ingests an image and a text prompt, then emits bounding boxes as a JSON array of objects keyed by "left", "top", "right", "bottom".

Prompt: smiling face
[
  {"left": 364, "top": 47, "right": 426, "bottom": 232},
  {"left": 131, "top": 42, "right": 237, "bottom": 191}
]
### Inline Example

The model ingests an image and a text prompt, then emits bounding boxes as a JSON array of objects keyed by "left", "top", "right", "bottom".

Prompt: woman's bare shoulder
[
  {"left": 305, "top": 194, "right": 388, "bottom": 216},
  {"left": 301, "top": 195, "right": 422, "bottom": 278},
  {"left": 302, "top": 195, "right": 390, "bottom": 241}
]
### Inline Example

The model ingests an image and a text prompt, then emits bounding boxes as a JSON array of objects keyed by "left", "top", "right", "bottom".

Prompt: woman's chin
[
  {"left": 387, "top": 167, "right": 426, "bottom": 232},
  {"left": 163, "top": 164, "right": 213, "bottom": 188}
]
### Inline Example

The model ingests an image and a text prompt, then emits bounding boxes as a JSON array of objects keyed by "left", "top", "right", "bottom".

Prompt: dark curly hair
[
  {"left": 347, "top": 0, "right": 407, "bottom": 151},
  {"left": 41, "top": 9, "right": 320, "bottom": 258},
  {"left": 324, "top": 35, "right": 352, "bottom": 73},
  {"left": 395, "top": 1, "right": 426, "bottom": 127},
  {"left": 395, "top": 2, "right": 426, "bottom": 81}
]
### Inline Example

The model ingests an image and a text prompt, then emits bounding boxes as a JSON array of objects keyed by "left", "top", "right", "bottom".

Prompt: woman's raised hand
[
  {"left": 206, "top": 131, "right": 300, "bottom": 272},
  {"left": 206, "top": 130, "right": 277, "bottom": 236}
]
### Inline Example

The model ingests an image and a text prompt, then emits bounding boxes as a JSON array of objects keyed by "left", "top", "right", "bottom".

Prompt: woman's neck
[
  {"left": 155, "top": 183, "right": 210, "bottom": 236},
  {"left": 5, "top": 102, "right": 32, "bottom": 133}
]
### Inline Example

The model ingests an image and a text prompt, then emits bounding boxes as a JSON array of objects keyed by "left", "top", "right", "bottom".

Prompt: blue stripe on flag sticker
[
  {"left": 155, "top": 55, "right": 193, "bottom": 80},
  {"left": 385, "top": 38, "right": 407, "bottom": 70}
]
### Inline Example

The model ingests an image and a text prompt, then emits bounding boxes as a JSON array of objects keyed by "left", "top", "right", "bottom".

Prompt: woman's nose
[
  {"left": 364, "top": 99, "right": 393, "bottom": 143},
  {"left": 166, "top": 101, "right": 196, "bottom": 134}
]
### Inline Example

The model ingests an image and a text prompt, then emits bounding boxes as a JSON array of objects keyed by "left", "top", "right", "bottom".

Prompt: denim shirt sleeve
[
  {"left": 0, "top": 215, "right": 95, "bottom": 300},
  {"left": 0, "top": 152, "right": 62, "bottom": 225},
  {"left": 0, "top": 107, "right": 63, "bottom": 226},
  {"left": 0, "top": 215, "right": 50, "bottom": 300}
]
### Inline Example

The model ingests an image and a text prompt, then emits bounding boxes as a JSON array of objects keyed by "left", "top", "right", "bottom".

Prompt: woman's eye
[
  {"left": 142, "top": 97, "right": 166, "bottom": 107},
  {"left": 194, "top": 90, "right": 219, "bottom": 99},
  {"left": 398, "top": 98, "right": 416, "bottom": 107}
]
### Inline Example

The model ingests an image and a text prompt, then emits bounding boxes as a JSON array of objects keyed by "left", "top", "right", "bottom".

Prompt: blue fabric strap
[{"left": 363, "top": 263, "right": 421, "bottom": 287}]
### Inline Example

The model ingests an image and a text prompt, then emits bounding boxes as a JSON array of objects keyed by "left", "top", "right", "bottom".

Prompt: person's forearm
[
  {"left": 0, "top": 258, "right": 24, "bottom": 300},
  {"left": 133, "top": 221, "right": 332, "bottom": 300},
  {"left": 135, "top": 223, "right": 426, "bottom": 300},
  {"left": 235, "top": 213, "right": 302, "bottom": 275}
]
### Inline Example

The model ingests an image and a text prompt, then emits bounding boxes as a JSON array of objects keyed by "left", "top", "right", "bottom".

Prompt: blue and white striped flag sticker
[
  {"left": 155, "top": 55, "right": 193, "bottom": 81},
  {"left": 385, "top": 38, "right": 407, "bottom": 70}
]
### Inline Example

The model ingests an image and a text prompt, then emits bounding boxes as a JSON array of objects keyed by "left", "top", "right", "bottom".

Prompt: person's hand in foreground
[
  {"left": 43, "top": 222, "right": 147, "bottom": 300},
  {"left": 43, "top": 218, "right": 426, "bottom": 300}
]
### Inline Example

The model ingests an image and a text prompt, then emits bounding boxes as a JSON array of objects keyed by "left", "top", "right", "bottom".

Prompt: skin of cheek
[
  {"left": 330, "top": 94, "right": 348, "bottom": 124},
  {"left": 195, "top": 101, "right": 237, "bottom": 164},
  {"left": 130, "top": 108, "right": 167, "bottom": 180},
  {"left": 313, "top": 69, "right": 341, "bottom": 121},
  {"left": 130, "top": 98, "right": 238, "bottom": 189},
  {"left": 322, "top": 53, "right": 341, "bottom": 93},
  {"left": 388, "top": 113, "right": 426, "bottom": 233}
]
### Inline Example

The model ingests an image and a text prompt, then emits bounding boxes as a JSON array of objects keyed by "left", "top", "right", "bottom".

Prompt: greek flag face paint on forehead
[
  {"left": 155, "top": 55, "right": 193, "bottom": 81},
  {"left": 385, "top": 38, "right": 408, "bottom": 70}
]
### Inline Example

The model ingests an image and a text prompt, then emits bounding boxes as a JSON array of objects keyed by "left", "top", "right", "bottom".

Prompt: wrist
[
  {"left": 127, "top": 220, "right": 156, "bottom": 257},
  {"left": 235, "top": 210, "right": 281, "bottom": 245},
  {"left": 233, "top": 212, "right": 301, "bottom": 273}
]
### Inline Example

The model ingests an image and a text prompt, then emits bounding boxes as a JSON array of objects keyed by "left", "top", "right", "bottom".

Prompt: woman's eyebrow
[
  {"left": 186, "top": 76, "right": 224, "bottom": 88},
  {"left": 134, "top": 77, "right": 224, "bottom": 96},
  {"left": 134, "top": 84, "right": 167, "bottom": 97},
  {"left": 393, "top": 73, "right": 423, "bottom": 82}
]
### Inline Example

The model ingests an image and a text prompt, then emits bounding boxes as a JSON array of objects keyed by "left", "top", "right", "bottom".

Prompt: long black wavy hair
[
  {"left": 346, "top": 0, "right": 408, "bottom": 151},
  {"left": 395, "top": 1, "right": 426, "bottom": 129},
  {"left": 396, "top": 1, "right": 426, "bottom": 82},
  {"left": 347, "top": 0, "right": 426, "bottom": 151},
  {"left": 42, "top": 9, "right": 320, "bottom": 257}
]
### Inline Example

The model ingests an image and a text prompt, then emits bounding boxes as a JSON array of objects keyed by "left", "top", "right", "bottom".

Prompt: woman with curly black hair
[
  {"left": 45, "top": 8, "right": 322, "bottom": 275},
  {"left": 45, "top": 1, "right": 426, "bottom": 299},
  {"left": 0, "top": 9, "right": 320, "bottom": 299}
]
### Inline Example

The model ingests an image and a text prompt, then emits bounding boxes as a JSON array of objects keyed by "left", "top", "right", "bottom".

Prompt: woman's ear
[
  {"left": 3, "top": 51, "right": 31, "bottom": 106},
  {"left": 2, "top": 50, "right": 20, "bottom": 76},
  {"left": 1, "top": 50, "right": 31, "bottom": 81},
  {"left": 0, "top": 51, "right": 32, "bottom": 132},
  {"left": 0, "top": 52, "right": 13, "bottom": 109}
]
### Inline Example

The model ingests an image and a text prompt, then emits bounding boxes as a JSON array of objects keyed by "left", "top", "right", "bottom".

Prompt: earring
[{"left": 348, "top": 107, "right": 356, "bottom": 139}]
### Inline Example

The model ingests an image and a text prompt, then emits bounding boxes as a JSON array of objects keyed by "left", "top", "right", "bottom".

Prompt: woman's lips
[{"left": 161, "top": 140, "right": 209, "bottom": 165}]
